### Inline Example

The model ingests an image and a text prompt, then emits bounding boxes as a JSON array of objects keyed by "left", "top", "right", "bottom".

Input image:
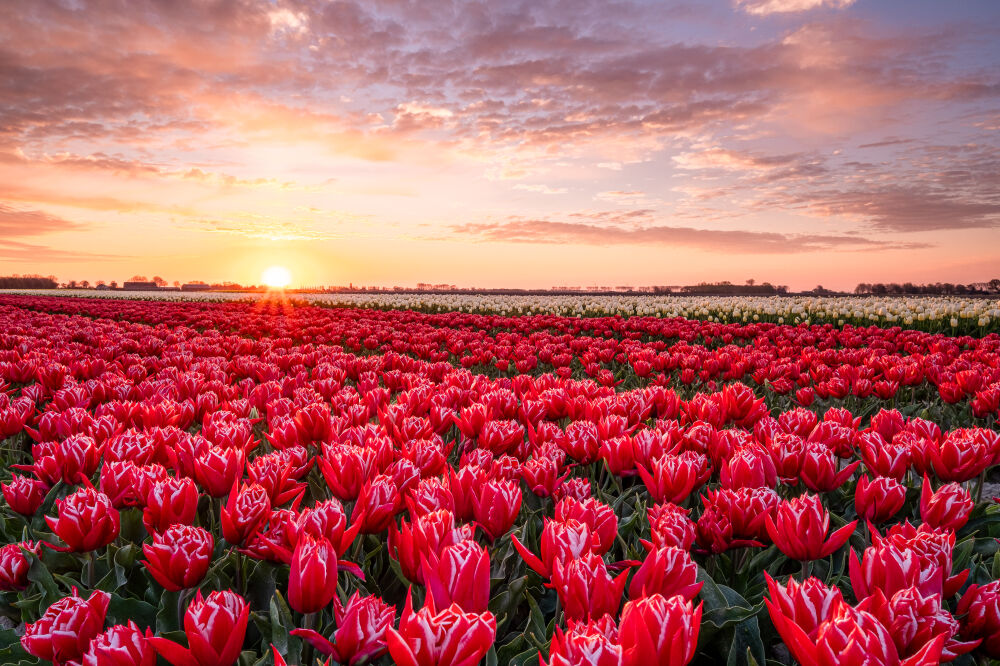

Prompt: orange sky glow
[{"left": 1, "top": 0, "right": 999, "bottom": 290}]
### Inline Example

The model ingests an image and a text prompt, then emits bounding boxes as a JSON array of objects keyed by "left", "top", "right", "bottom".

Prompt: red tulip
[
  {"left": 799, "top": 442, "right": 859, "bottom": 493},
  {"left": 45, "top": 487, "right": 120, "bottom": 552},
  {"left": 448, "top": 464, "right": 486, "bottom": 522},
  {"left": 924, "top": 429, "right": 992, "bottom": 482},
  {"left": 638, "top": 452, "right": 711, "bottom": 504},
  {"left": 288, "top": 535, "right": 343, "bottom": 614},
  {"left": 293, "top": 499, "right": 361, "bottom": 557},
  {"left": 471, "top": 478, "right": 522, "bottom": 541},
  {"left": 765, "top": 494, "right": 856, "bottom": 561},
  {"left": 221, "top": 481, "right": 271, "bottom": 547},
  {"left": 868, "top": 522, "right": 969, "bottom": 599},
  {"left": 764, "top": 574, "right": 844, "bottom": 640},
  {"left": 861, "top": 587, "right": 980, "bottom": 662},
  {"left": 386, "top": 592, "right": 496, "bottom": 666},
  {"left": 143, "top": 476, "right": 199, "bottom": 535},
  {"left": 958, "top": 581, "right": 1000, "bottom": 657},
  {"left": 620, "top": 593, "right": 701, "bottom": 666},
  {"left": 855, "top": 475, "right": 906, "bottom": 524},
  {"left": 554, "top": 497, "right": 617, "bottom": 555},
  {"left": 920, "top": 476, "right": 973, "bottom": 531},
  {"left": 513, "top": 518, "right": 595, "bottom": 579},
  {"left": 389, "top": 509, "right": 472, "bottom": 584},
  {"left": 292, "top": 592, "right": 395, "bottom": 665},
  {"left": 543, "top": 617, "right": 622, "bottom": 666},
  {"left": 407, "top": 477, "right": 456, "bottom": 517},
  {"left": 648, "top": 503, "right": 696, "bottom": 551},
  {"left": 769, "top": 598, "right": 943, "bottom": 666},
  {"left": 53, "top": 434, "right": 102, "bottom": 485},
  {"left": 193, "top": 445, "right": 245, "bottom": 498},
  {"left": 720, "top": 444, "right": 777, "bottom": 490},
  {"left": 318, "top": 444, "right": 375, "bottom": 502},
  {"left": 1, "top": 474, "right": 46, "bottom": 516},
  {"left": 859, "top": 432, "right": 910, "bottom": 481},
  {"left": 551, "top": 553, "right": 630, "bottom": 622},
  {"left": 22, "top": 588, "right": 110, "bottom": 666},
  {"left": 422, "top": 539, "right": 491, "bottom": 613},
  {"left": 0, "top": 541, "right": 40, "bottom": 591},
  {"left": 351, "top": 474, "right": 400, "bottom": 535},
  {"left": 142, "top": 524, "right": 213, "bottom": 592},
  {"left": 628, "top": 546, "right": 701, "bottom": 601},
  {"left": 521, "top": 456, "right": 567, "bottom": 497},
  {"left": 82, "top": 620, "right": 156, "bottom": 666},
  {"left": 149, "top": 589, "right": 249, "bottom": 666}
]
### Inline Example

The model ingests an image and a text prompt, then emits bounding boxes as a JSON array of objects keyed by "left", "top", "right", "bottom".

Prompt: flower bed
[{"left": 0, "top": 294, "right": 999, "bottom": 665}]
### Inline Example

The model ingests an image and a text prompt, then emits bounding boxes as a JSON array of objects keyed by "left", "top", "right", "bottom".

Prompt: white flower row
[{"left": 3, "top": 289, "right": 998, "bottom": 332}]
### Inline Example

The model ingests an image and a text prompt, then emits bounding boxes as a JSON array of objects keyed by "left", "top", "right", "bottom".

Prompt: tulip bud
[
  {"left": 45, "top": 487, "right": 120, "bottom": 552},
  {"left": 193, "top": 445, "right": 245, "bottom": 498},
  {"left": 422, "top": 539, "right": 491, "bottom": 613},
  {"left": 854, "top": 475, "right": 906, "bottom": 524},
  {"left": 637, "top": 452, "right": 711, "bottom": 504},
  {"left": 554, "top": 497, "right": 617, "bottom": 555},
  {"left": 149, "top": 589, "right": 249, "bottom": 666},
  {"left": 551, "top": 553, "right": 630, "bottom": 622},
  {"left": 142, "top": 524, "right": 213, "bottom": 592},
  {"left": 0, "top": 541, "right": 40, "bottom": 591},
  {"left": 544, "top": 617, "right": 622, "bottom": 666},
  {"left": 628, "top": 546, "right": 702, "bottom": 601},
  {"left": 620, "top": 594, "right": 701, "bottom": 666},
  {"left": 143, "top": 476, "right": 199, "bottom": 535},
  {"left": 958, "top": 581, "right": 1000, "bottom": 657},
  {"left": 386, "top": 592, "right": 496, "bottom": 666},
  {"left": 292, "top": 592, "right": 395, "bottom": 664},
  {"left": 471, "top": 478, "right": 522, "bottom": 541},
  {"left": 288, "top": 535, "right": 341, "bottom": 614},
  {"left": 765, "top": 494, "right": 856, "bottom": 561},
  {"left": 22, "top": 588, "right": 111, "bottom": 665},
  {"left": 221, "top": 482, "right": 271, "bottom": 547},
  {"left": 920, "top": 476, "right": 973, "bottom": 531},
  {"left": 1, "top": 475, "right": 47, "bottom": 517},
  {"left": 82, "top": 620, "right": 156, "bottom": 666},
  {"left": 351, "top": 474, "right": 400, "bottom": 535}
]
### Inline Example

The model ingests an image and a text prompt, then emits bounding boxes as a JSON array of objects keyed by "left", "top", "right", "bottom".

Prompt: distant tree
[
  {"left": 152, "top": 276, "right": 167, "bottom": 287},
  {"left": 67, "top": 280, "right": 78, "bottom": 289},
  {"left": 110, "top": 281, "right": 118, "bottom": 289},
  {"left": 80, "top": 280, "right": 90, "bottom": 288},
  {"left": 96, "top": 280, "right": 106, "bottom": 287},
  {"left": 129, "top": 275, "right": 148, "bottom": 282},
  {"left": 173, "top": 280, "right": 180, "bottom": 288},
  {"left": 746, "top": 279, "right": 755, "bottom": 286}
]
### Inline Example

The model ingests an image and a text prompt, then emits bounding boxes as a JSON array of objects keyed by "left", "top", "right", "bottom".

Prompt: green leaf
[{"left": 108, "top": 594, "right": 156, "bottom": 630}]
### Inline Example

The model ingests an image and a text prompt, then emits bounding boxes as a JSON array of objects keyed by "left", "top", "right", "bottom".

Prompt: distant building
[
  {"left": 95, "top": 284, "right": 114, "bottom": 291},
  {"left": 123, "top": 281, "right": 159, "bottom": 290},
  {"left": 181, "top": 283, "right": 212, "bottom": 291}
]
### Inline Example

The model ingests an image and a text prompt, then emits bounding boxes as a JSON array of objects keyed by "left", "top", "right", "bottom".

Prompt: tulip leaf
[
  {"left": 24, "top": 549, "right": 60, "bottom": 610},
  {"left": 109, "top": 593, "right": 156, "bottom": 630},
  {"left": 155, "top": 589, "right": 182, "bottom": 634}
]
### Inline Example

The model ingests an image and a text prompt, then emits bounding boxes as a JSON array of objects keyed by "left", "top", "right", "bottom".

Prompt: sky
[{"left": 1, "top": 0, "right": 999, "bottom": 290}]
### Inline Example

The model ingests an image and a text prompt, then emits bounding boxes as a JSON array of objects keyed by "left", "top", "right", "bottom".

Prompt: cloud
[
  {"left": 0, "top": 203, "right": 84, "bottom": 236},
  {"left": 453, "top": 216, "right": 927, "bottom": 254},
  {"left": 735, "top": 0, "right": 856, "bottom": 16},
  {"left": 514, "top": 184, "right": 568, "bottom": 195},
  {"left": 0, "top": 239, "right": 120, "bottom": 262}
]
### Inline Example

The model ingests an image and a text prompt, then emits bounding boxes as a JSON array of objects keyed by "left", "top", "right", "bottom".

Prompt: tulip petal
[{"left": 147, "top": 637, "right": 200, "bottom": 666}]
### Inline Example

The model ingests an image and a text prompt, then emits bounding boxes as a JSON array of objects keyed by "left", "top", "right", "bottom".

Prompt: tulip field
[{"left": 2, "top": 293, "right": 1000, "bottom": 666}]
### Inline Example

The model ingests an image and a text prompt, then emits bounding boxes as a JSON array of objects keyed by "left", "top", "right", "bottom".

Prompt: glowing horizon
[{"left": 1, "top": 1, "right": 999, "bottom": 291}]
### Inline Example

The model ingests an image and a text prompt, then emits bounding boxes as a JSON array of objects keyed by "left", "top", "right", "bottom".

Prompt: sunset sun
[{"left": 261, "top": 265, "right": 292, "bottom": 289}]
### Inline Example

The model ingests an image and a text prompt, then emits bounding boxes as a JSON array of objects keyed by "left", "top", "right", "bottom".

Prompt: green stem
[
  {"left": 301, "top": 612, "right": 318, "bottom": 666},
  {"left": 85, "top": 550, "right": 97, "bottom": 589}
]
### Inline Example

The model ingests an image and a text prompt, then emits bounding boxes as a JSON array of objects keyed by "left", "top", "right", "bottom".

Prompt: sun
[{"left": 261, "top": 265, "right": 292, "bottom": 289}]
